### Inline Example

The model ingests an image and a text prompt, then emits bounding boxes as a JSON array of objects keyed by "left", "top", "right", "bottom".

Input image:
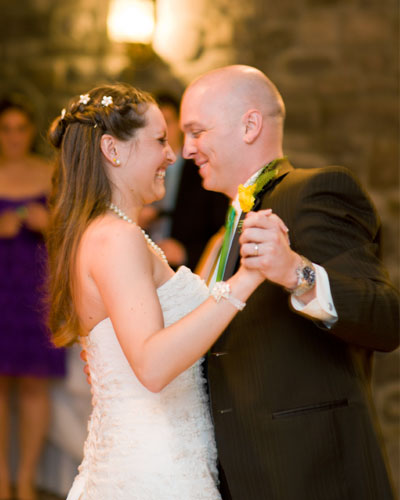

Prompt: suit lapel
[{"left": 222, "top": 160, "right": 294, "bottom": 280}]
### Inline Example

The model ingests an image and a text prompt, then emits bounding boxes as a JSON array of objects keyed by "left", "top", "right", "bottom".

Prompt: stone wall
[{"left": 0, "top": 0, "right": 398, "bottom": 493}]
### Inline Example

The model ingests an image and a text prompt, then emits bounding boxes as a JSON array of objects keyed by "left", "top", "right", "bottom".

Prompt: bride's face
[{"left": 117, "top": 104, "right": 176, "bottom": 206}]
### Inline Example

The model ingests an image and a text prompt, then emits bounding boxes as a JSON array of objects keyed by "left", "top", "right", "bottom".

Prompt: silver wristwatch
[{"left": 288, "top": 255, "right": 316, "bottom": 297}]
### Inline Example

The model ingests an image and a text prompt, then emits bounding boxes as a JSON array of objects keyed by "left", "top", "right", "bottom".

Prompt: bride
[{"left": 46, "top": 83, "right": 264, "bottom": 499}]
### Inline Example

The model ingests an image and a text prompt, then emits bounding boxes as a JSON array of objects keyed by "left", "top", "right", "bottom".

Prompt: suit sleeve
[{"left": 291, "top": 166, "right": 399, "bottom": 352}]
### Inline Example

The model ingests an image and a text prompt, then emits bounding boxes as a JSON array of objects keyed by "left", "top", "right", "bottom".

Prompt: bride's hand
[{"left": 239, "top": 210, "right": 299, "bottom": 289}]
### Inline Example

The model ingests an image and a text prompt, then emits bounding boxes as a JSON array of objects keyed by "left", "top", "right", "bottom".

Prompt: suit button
[
  {"left": 219, "top": 408, "right": 232, "bottom": 414},
  {"left": 211, "top": 352, "right": 228, "bottom": 357}
]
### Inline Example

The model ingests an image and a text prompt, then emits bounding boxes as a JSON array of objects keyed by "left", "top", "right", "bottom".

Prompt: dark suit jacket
[
  {"left": 169, "top": 159, "right": 228, "bottom": 270},
  {"left": 208, "top": 160, "right": 399, "bottom": 500}
]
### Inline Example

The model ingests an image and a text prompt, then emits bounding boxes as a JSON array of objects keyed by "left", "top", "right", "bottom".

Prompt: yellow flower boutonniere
[
  {"left": 237, "top": 157, "right": 287, "bottom": 213},
  {"left": 238, "top": 184, "right": 257, "bottom": 212}
]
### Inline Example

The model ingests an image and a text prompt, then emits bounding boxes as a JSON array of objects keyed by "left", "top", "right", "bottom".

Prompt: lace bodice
[{"left": 67, "top": 266, "right": 221, "bottom": 500}]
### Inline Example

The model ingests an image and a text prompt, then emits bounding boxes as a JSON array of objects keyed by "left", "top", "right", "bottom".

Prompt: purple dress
[{"left": 0, "top": 195, "right": 66, "bottom": 377}]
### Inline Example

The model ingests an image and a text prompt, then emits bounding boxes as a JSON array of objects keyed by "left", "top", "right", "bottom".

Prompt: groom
[{"left": 180, "top": 65, "right": 399, "bottom": 500}]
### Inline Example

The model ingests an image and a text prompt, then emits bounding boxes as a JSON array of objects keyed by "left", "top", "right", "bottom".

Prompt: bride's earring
[{"left": 112, "top": 148, "right": 121, "bottom": 166}]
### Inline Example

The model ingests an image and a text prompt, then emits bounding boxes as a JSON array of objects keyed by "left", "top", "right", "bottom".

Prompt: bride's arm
[{"left": 88, "top": 221, "right": 261, "bottom": 393}]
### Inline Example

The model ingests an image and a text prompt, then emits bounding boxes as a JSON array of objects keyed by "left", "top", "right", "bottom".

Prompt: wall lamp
[{"left": 107, "top": 0, "right": 156, "bottom": 44}]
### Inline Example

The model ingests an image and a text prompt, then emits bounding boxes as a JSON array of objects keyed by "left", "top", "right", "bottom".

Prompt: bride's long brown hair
[{"left": 47, "top": 83, "right": 155, "bottom": 347}]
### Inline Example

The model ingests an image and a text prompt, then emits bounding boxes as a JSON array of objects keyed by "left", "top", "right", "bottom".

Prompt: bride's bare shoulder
[{"left": 80, "top": 214, "right": 149, "bottom": 262}]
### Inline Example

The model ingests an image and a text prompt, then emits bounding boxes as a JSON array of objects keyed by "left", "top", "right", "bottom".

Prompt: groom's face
[{"left": 180, "top": 85, "right": 243, "bottom": 199}]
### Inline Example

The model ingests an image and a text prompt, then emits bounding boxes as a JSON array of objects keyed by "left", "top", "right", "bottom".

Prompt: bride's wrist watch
[{"left": 286, "top": 255, "right": 316, "bottom": 297}]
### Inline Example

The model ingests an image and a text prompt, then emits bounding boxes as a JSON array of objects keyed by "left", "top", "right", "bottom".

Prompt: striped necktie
[{"left": 216, "top": 205, "right": 236, "bottom": 282}]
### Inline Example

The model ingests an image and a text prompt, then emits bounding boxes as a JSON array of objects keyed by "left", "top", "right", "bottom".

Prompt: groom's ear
[{"left": 242, "top": 109, "right": 262, "bottom": 144}]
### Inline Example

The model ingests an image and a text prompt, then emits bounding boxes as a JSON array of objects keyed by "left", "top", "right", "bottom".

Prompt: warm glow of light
[{"left": 107, "top": 0, "right": 155, "bottom": 44}]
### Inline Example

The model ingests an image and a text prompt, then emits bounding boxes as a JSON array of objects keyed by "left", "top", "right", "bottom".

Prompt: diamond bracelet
[{"left": 210, "top": 282, "right": 246, "bottom": 311}]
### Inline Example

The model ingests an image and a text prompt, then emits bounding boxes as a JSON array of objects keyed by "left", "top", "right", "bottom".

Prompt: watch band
[{"left": 210, "top": 282, "right": 246, "bottom": 311}]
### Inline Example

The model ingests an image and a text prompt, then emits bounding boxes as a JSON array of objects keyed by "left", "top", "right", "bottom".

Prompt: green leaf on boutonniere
[{"left": 238, "top": 157, "right": 287, "bottom": 212}]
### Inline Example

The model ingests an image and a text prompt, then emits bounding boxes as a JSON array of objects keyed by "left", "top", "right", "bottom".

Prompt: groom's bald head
[{"left": 186, "top": 65, "right": 285, "bottom": 123}]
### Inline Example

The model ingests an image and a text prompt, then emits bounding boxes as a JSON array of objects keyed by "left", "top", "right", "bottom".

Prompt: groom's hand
[{"left": 239, "top": 210, "right": 301, "bottom": 290}]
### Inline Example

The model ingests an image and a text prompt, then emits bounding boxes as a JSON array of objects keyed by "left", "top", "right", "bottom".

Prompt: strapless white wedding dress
[{"left": 66, "top": 266, "right": 221, "bottom": 500}]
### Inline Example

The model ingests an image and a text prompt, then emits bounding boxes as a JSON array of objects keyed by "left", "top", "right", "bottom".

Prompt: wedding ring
[{"left": 253, "top": 243, "right": 259, "bottom": 256}]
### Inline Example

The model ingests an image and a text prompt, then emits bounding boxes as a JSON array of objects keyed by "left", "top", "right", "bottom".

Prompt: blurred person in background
[
  {"left": 0, "top": 97, "right": 66, "bottom": 500},
  {"left": 139, "top": 92, "right": 228, "bottom": 272}
]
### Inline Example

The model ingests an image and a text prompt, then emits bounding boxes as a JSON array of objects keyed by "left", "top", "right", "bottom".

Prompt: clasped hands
[{"left": 239, "top": 209, "right": 302, "bottom": 291}]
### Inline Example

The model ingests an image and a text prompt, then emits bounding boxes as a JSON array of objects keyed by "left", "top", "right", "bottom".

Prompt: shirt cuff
[{"left": 290, "top": 263, "right": 338, "bottom": 327}]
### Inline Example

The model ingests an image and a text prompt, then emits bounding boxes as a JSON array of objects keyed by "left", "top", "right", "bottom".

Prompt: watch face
[{"left": 303, "top": 265, "right": 316, "bottom": 285}]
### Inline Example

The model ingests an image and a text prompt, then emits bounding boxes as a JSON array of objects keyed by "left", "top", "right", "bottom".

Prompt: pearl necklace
[{"left": 108, "top": 202, "right": 168, "bottom": 263}]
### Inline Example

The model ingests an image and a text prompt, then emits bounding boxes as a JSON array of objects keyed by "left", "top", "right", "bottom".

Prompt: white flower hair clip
[
  {"left": 60, "top": 108, "right": 66, "bottom": 120},
  {"left": 101, "top": 95, "right": 113, "bottom": 107},
  {"left": 79, "top": 94, "right": 91, "bottom": 105}
]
